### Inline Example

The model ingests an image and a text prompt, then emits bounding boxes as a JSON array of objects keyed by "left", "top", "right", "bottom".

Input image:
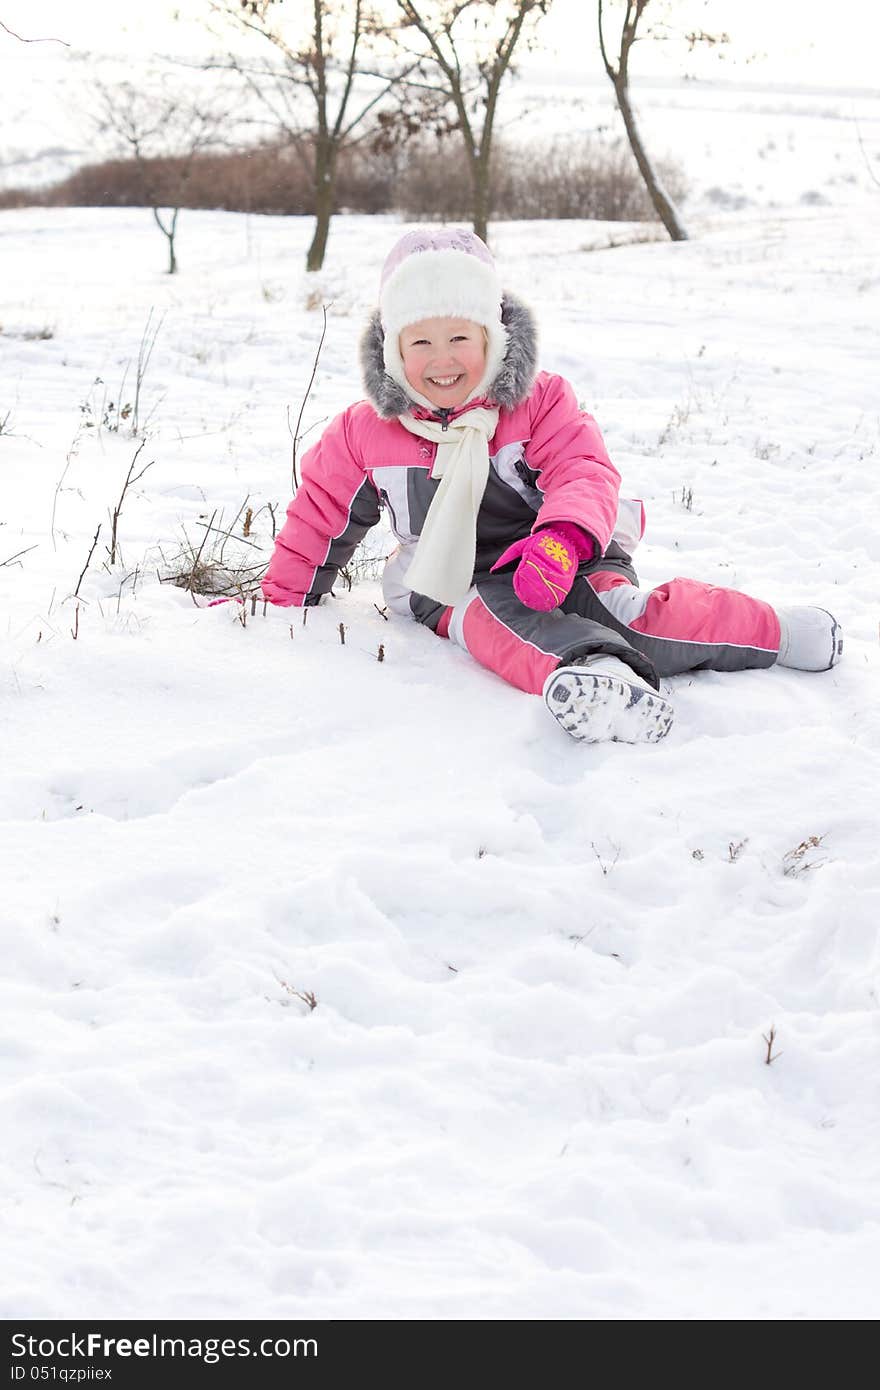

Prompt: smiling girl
[{"left": 261, "top": 228, "right": 842, "bottom": 743}]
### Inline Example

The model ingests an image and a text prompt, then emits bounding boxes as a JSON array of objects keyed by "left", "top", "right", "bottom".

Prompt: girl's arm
[
  {"left": 262, "top": 408, "right": 381, "bottom": 606},
  {"left": 523, "top": 372, "right": 621, "bottom": 560}
]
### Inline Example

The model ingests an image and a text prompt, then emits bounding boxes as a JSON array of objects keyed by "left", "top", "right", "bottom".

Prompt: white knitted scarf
[{"left": 397, "top": 407, "right": 499, "bottom": 606}]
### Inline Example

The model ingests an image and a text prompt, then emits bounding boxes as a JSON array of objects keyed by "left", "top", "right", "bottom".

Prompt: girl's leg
[
  {"left": 387, "top": 551, "right": 838, "bottom": 744},
  {"left": 438, "top": 570, "right": 660, "bottom": 695},
  {"left": 431, "top": 574, "right": 672, "bottom": 743},
  {"left": 571, "top": 571, "right": 781, "bottom": 676}
]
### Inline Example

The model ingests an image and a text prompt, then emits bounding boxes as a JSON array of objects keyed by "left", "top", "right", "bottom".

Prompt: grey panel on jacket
[
  {"left": 394, "top": 446, "right": 542, "bottom": 575},
  {"left": 311, "top": 477, "right": 381, "bottom": 596},
  {"left": 490, "top": 440, "right": 543, "bottom": 508},
  {"left": 475, "top": 466, "right": 542, "bottom": 570},
  {"left": 406, "top": 466, "right": 440, "bottom": 541}
]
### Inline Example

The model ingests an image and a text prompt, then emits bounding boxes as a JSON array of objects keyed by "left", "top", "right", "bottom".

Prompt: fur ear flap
[
  {"left": 359, "top": 293, "right": 538, "bottom": 419},
  {"left": 492, "top": 295, "right": 538, "bottom": 410},
  {"left": 359, "top": 311, "right": 412, "bottom": 419}
]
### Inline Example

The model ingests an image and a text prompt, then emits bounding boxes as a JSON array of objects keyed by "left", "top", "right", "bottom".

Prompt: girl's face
[{"left": 399, "top": 317, "right": 487, "bottom": 409}]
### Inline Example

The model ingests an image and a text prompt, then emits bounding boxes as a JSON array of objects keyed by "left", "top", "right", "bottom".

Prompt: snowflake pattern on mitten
[{"left": 490, "top": 523, "right": 595, "bottom": 612}]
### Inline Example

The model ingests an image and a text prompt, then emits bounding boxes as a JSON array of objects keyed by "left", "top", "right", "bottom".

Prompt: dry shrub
[
  {"left": 396, "top": 134, "right": 688, "bottom": 223},
  {"left": 157, "top": 501, "right": 271, "bottom": 598},
  {"left": 11, "top": 141, "right": 401, "bottom": 217},
  {"left": 2, "top": 132, "right": 686, "bottom": 224},
  {"left": 394, "top": 141, "right": 474, "bottom": 222},
  {"left": 42, "top": 145, "right": 313, "bottom": 215},
  {"left": 0, "top": 187, "right": 35, "bottom": 210},
  {"left": 500, "top": 136, "right": 687, "bottom": 221}
]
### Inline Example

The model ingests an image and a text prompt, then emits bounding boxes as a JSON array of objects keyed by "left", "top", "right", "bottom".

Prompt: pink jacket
[{"left": 262, "top": 369, "right": 622, "bottom": 608}]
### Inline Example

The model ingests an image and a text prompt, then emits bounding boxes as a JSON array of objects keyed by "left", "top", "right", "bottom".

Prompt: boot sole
[
  {"left": 820, "top": 609, "right": 844, "bottom": 670},
  {"left": 544, "top": 669, "right": 674, "bottom": 744}
]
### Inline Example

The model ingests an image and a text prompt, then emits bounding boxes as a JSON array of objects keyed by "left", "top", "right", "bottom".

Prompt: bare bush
[
  {"left": 158, "top": 505, "right": 270, "bottom": 599},
  {"left": 91, "top": 77, "right": 231, "bottom": 273},
  {"left": 0, "top": 187, "right": 35, "bottom": 210},
  {"left": 17, "top": 140, "right": 400, "bottom": 217},
  {"left": 397, "top": 134, "right": 688, "bottom": 223},
  {"left": 4, "top": 133, "right": 685, "bottom": 224}
]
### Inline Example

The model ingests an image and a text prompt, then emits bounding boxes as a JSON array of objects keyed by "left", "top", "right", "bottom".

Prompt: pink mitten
[{"left": 490, "top": 522, "right": 595, "bottom": 611}]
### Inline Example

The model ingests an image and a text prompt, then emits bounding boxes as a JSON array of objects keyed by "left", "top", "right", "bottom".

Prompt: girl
[{"left": 262, "top": 228, "right": 842, "bottom": 743}]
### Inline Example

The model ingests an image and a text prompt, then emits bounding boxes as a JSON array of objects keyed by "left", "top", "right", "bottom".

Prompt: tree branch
[{"left": 0, "top": 18, "right": 69, "bottom": 46}]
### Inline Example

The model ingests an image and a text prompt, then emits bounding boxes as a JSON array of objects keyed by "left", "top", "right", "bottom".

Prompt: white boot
[
  {"left": 776, "top": 607, "right": 843, "bottom": 671},
  {"left": 543, "top": 655, "right": 674, "bottom": 744}
]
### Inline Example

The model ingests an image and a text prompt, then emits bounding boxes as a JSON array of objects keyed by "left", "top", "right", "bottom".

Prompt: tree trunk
[
  {"left": 167, "top": 207, "right": 179, "bottom": 275},
  {"left": 306, "top": 153, "right": 336, "bottom": 273},
  {"left": 153, "top": 206, "right": 179, "bottom": 274},
  {"left": 471, "top": 151, "right": 491, "bottom": 246},
  {"left": 614, "top": 78, "right": 687, "bottom": 241}
]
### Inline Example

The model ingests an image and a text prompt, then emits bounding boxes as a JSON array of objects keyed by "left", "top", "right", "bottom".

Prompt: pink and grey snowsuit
[{"left": 262, "top": 294, "right": 781, "bottom": 693}]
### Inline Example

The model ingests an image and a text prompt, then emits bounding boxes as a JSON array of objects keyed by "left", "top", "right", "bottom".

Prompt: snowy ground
[{"left": 1, "top": 193, "right": 879, "bottom": 1319}]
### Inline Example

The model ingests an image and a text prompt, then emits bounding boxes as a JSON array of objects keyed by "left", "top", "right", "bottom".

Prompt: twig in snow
[
  {"left": 52, "top": 427, "right": 84, "bottom": 551},
  {"left": 131, "top": 309, "right": 164, "bottom": 438},
  {"left": 288, "top": 303, "right": 329, "bottom": 494},
  {"left": 275, "top": 975, "right": 318, "bottom": 1011},
  {"left": 853, "top": 108, "right": 880, "bottom": 192},
  {"left": 591, "top": 840, "right": 621, "bottom": 876},
  {"left": 109, "top": 440, "right": 154, "bottom": 564},
  {"left": 192, "top": 517, "right": 263, "bottom": 552},
  {"left": 73, "top": 524, "right": 102, "bottom": 599},
  {"left": 762, "top": 1026, "right": 782, "bottom": 1065},
  {"left": 186, "top": 509, "right": 218, "bottom": 595},
  {"left": 1, "top": 544, "right": 38, "bottom": 568},
  {"left": 782, "top": 835, "right": 826, "bottom": 878}
]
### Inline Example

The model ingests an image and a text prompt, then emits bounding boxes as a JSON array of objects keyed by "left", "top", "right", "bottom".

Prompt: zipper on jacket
[
  {"left": 378, "top": 488, "right": 399, "bottom": 534},
  {"left": 433, "top": 407, "right": 452, "bottom": 432}
]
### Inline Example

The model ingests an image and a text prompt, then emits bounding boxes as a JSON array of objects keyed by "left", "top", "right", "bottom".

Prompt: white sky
[{"left": 4, "top": 0, "right": 880, "bottom": 89}]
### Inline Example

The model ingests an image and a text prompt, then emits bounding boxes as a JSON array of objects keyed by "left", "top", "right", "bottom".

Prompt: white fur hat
[{"left": 379, "top": 227, "right": 508, "bottom": 408}]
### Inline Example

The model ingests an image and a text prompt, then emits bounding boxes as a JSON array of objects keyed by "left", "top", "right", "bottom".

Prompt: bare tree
[
  {"left": 211, "top": 0, "right": 417, "bottom": 272},
  {"left": 93, "top": 79, "right": 228, "bottom": 274},
  {"left": 597, "top": 1, "right": 687, "bottom": 241},
  {"left": 394, "top": 0, "right": 550, "bottom": 245},
  {"left": 597, "top": 1, "right": 727, "bottom": 242}
]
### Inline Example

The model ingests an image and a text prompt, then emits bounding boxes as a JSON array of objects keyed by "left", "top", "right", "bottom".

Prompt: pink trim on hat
[{"left": 380, "top": 228, "right": 495, "bottom": 290}]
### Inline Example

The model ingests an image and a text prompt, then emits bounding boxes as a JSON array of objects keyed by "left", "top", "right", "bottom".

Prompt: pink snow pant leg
[
  {"left": 440, "top": 589, "right": 561, "bottom": 694},
  {"left": 438, "top": 571, "right": 661, "bottom": 696},
  {"left": 587, "top": 572, "right": 781, "bottom": 677},
  {"left": 435, "top": 568, "right": 781, "bottom": 696}
]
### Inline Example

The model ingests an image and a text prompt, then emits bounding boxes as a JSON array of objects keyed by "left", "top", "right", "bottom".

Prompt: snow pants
[{"left": 392, "top": 542, "right": 782, "bottom": 695}]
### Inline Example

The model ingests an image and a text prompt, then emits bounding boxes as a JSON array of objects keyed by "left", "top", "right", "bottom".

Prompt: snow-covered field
[{"left": 1, "top": 183, "right": 879, "bottom": 1319}]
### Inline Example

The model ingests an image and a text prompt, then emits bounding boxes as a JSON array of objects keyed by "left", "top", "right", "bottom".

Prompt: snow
[{"left": 2, "top": 159, "right": 880, "bottom": 1319}]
